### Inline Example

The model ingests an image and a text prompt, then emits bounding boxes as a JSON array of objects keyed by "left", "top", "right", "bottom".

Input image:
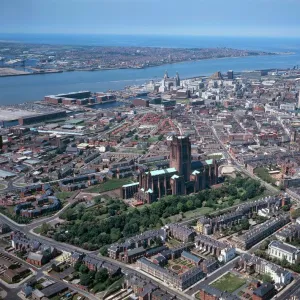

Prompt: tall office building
[
  {"left": 175, "top": 72, "right": 180, "bottom": 87},
  {"left": 170, "top": 136, "right": 191, "bottom": 182},
  {"left": 227, "top": 70, "right": 234, "bottom": 80}
]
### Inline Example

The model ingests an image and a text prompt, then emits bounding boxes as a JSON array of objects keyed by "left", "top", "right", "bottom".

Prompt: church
[{"left": 124, "top": 135, "right": 219, "bottom": 204}]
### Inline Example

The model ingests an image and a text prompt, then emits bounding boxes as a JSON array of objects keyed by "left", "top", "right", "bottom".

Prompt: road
[
  {"left": 186, "top": 257, "right": 239, "bottom": 296},
  {"left": 275, "top": 278, "right": 300, "bottom": 300},
  {"left": 206, "top": 120, "right": 279, "bottom": 194},
  {"left": 0, "top": 113, "right": 293, "bottom": 299},
  {"left": 0, "top": 212, "right": 190, "bottom": 300}
]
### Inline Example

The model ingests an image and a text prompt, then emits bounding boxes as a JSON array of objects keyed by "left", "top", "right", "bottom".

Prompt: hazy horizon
[{"left": 1, "top": 0, "right": 300, "bottom": 38}]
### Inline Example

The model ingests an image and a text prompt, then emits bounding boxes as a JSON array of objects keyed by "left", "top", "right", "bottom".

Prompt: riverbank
[
  {"left": 0, "top": 49, "right": 300, "bottom": 104},
  {"left": 0, "top": 52, "right": 283, "bottom": 79},
  {"left": 0, "top": 68, "right": 63, "bottom": 77}
]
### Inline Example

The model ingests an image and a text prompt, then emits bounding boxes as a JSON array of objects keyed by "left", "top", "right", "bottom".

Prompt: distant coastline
[
  {"left": 0, "top": 51, "right": 286, "bottom": 78},
  {"left": 0, "top": 34, "right": 300, "bottom": 104},
  {"left": 0, "top": 36, "right": 283, "bottom": 78}
]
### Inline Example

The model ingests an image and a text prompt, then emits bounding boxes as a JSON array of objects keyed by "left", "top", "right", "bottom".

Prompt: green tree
[
  {"left": 186, "top": 200, "right": 194, "bottom": 210},
  {"left": 94, "top": 196, "right": 102, "bottom": 204},
  {"left": 51, "top": 263, "right": 60, "bottom": 272},
  {"left": 241, "top": 219, "right": 250, "bottom": 230},
  {"left": 40, "top": 222, "right": 51, "bottom": 235},
  {"left": 80, "top": 273, "right": 92, "bottom": 286},
  {"left": 95, "top": 268, "right": 109, "bottom": 283},
  {"left": 74, "top": 261, "right": 82, "bottom": 272},
  {"left": 79, "top": 264, "right": 89, "bottom": 274},
  {"left": 291, "top": 208, "right": 300, "bottom": 219},
  {"left": 228, "top": 198, "right": 234, "bottom": 207},
  {"left": 110, "top": 228, "right": 121, "bottom": 242}
]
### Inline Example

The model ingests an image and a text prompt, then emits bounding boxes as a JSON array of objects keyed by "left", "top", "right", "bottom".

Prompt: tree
[
  {"left": 186, "top": 200, "right": 194, "bottom": 210},
  {"left": 291, "top": 208, "right": 300, "bottom": 219},
  {"left": 74, "top": 261, "right": 82, "bottom": 272},
  {"left": 80, "top": 273, "right": 92, "bottom": 286},
  {"left": 94, "top": 196, "right": 102, "bottom": 204},
  {"left": 51, "top": 263, "right": 60, "bottom": 272},
  {"left": 241, "top": 219, "right": 250, "bottom": 230},
  {"left": 95, "top": 268, "right": 108, "bottom": 283},
  {"left": 260, "top": 273, "right": 273, "bottom": 283},
  {"left": 260, "top": 240, "right": 270, "bottom": 251},
  {"left": 110, "top": 228, "right": 121, "bottom": 242},
  {"left": 228, "top": 198, "right": 234, "bottom": 207},
  {"left": 282, "top": 205, "right": 290, "bottom": 212},
  {"left": 281, "top": 257, "right": 289, "bottom": 268},
  {"left": 61, "top": 208, "right": 75, "bottom": 221},
  {"left": 40, "top": 223, "right": 51, "bottom": 235},
  {"left": 79, "top": 264, "right": 89, "bottom": 274}
]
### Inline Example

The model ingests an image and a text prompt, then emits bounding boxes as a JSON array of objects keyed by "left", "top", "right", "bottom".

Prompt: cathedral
[{"left": 134, "top": 136, "right": 219, "bottom": 204}]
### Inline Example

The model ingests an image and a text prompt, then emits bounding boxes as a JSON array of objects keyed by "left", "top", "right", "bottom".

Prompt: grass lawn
[
  {"left": 211, "top": 272, "right": 246, "bottom": 293},
  {"left": 86, "top": 178, "right": 134, "bottom": 193},
  {"left": 175, "top": 98, "right": 189, "bottom": 104},
  {"left": 0, "top": 183, "right": 6, "bottom": 189},
  {"left": 56, "top": 191, "right": 75, "bottom": 201},
  {"left": 148, "top": 136, "right": 159, "bottom": 143},
  {"left": 166, "top": 238, "right": 181, "bottom": 248},
  {"left": 33, "top": 227, "right": 41, "bottom": 234},
  {"left": 182, "top": 207, "right": 214, "bottom": 219},
  {"left": 6, "top": 206, "right": 15, "bottom": 215},
  {"left": 103, "top": 276, "right": 124, "bottom": 296}
]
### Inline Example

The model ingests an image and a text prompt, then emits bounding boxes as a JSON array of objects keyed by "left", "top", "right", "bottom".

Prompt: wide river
[{"left": 1, "top": 34, "right": 300, "bottom": 104}]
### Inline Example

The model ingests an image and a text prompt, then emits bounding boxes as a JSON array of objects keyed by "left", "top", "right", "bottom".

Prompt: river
[{"left": 1, "top": 34, "right": 300, "bottom": 104}]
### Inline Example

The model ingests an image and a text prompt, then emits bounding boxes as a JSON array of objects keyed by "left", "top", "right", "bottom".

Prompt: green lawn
[
  {"left": 33, "top": 227, "right": 41, "bottom": 234},
  {"left": 86, "top": 178, "right": 134, "bottom": 193},
  {"left": 166, "top": 238, "right": 181, "bottom": 248},
  {"left": 56, "top": 191, "right": 75, "bottom": 201},
  {"left": 183, "top": 207, "right": 214, "bottom": 219},
  {"left": 211, "top": 272, "right": 246, "bottom": 293},
  {"left": 0, "top": 183, "right": 6, "bottom": 189},
  {"left": 175, "top": 98, "right": 189, "bottom": 104},
  {"left": 148, "top": 136, "right": 159, "bottom": 143},
  {"left": 103, "top": 276, "right": 124, "bottom": 297}
]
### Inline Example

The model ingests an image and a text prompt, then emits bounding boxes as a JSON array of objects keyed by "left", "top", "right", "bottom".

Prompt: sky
[{"left": 1, "top": 0, "right": 300, "bottom": 37}]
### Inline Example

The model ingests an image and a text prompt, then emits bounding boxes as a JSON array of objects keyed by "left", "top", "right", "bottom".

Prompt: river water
[{"left": 1, "top": 34, "right": 300, "bottom": 104}]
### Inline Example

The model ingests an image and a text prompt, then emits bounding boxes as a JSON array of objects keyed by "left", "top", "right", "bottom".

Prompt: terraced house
[{"left": 137, "top": 257, "right": 204, "bottom": 291}]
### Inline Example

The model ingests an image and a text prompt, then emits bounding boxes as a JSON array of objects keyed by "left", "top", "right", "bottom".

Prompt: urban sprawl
[{"left": 1, "top": 67, "right": 300, "bottom": 300}]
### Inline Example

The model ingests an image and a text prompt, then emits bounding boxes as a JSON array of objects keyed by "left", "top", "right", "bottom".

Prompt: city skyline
[{"left": 1, "top": 0, "right": 300, "bottom": 37}]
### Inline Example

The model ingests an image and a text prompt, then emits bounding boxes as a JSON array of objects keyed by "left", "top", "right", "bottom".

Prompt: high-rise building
[
  {"left": 175, "top": 72, "right": 180, "bottom": 87},
  {"left": 170, "top": 136, "right": 191, "bottom": 182},
  {"left": 0, "top": 135, "right": 2, "bottom": 150},
  {"left": 227, "top": 70, "right": 234, "bottom": 80}
]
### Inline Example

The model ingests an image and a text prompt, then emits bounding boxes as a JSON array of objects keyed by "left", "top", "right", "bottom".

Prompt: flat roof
[
  {"left": 205, "top": 159, "right": 213, "bottom": 165},
  {"left": 66, "top": 119, "right": 84, "bottom": 124},
  {"left": 0, "top": 170, "right": 16, "bottom": 178},
  {"left": 147, "top": 167, "right": 177, "bottom": 177},
  {"left": 122, "top": 182, "right": 139, "bottom": 188}
]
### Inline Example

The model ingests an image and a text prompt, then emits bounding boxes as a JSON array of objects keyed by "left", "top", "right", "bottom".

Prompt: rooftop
[
  {"left": 147, "top": 167, "right": 177, "bottom": 177},
  {"left": 122, "top": 182, "right": 139, "bottom": 188}
]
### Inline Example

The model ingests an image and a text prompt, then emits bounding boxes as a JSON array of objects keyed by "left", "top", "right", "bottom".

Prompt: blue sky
[{"left": 1, "top": 0, "right": 300, "bottom": 37}]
